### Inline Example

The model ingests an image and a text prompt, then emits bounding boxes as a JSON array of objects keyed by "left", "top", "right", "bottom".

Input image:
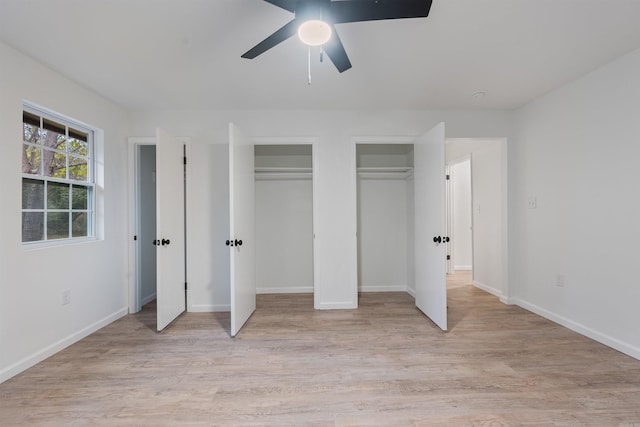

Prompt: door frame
[
  {"left": 127, "top": 136, "right": 192, "bottom": 314},
  {"left": 252, "top": 136, "right": 320, "bottom": 308}
]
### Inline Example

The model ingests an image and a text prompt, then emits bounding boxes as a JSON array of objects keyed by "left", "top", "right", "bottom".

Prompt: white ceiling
[{"left": 1, "top": 0, "right": 640, "bottom": 111}]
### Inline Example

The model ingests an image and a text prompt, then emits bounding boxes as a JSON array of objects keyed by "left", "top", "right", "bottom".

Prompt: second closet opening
[
  {"left": 356, "top": 143, "right": 415, "bottom": 296},
  {"left": 254, "top": 145, "right": 314, "bottom": 298}
]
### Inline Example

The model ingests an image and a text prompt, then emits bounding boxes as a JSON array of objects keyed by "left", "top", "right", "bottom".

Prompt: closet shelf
[
  {"left": 357, "top": 166, "right": 414, "bottom": 180},
  {"left": 255, "top": 167, "right": 312, "bottom": 181},
  {"left": 255, "top": 167, "right": 312, "bottom": 173},
  {"left": 357, "top": 167, "right": 413, "bottom": 173}
]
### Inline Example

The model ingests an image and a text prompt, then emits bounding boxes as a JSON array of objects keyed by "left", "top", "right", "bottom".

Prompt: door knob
[
  {"left": 235, "top": 239, "right": 243, "bottom": 246},
  {"left": 433, "top": 236, "right": 442, "bottom": 244},
  {"left": 225, "top": 240, "right": 231, "bottom": 246},
  {"left": 161, "top": 238, "right": 170, "bottom": 246},
  {"left": 153, "top": 239, "right": 160, "bottom": 246}
]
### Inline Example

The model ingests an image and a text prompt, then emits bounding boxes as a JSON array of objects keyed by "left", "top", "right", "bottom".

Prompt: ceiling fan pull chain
[{"left": 308, "top": 47, "right": 312, "bottom": 85}]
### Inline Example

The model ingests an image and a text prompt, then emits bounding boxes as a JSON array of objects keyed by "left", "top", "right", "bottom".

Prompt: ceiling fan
[{"left": 241, "top": 0, "right": 433, "bottom": 73}]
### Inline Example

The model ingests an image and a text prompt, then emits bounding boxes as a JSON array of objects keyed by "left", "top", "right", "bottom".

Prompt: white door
[
  {"left": 229, "top": 123, "right": 256, "bottom": 336},
  {"left": 156, "top": 128, "right": 186, "bottom": 331},
  {"left": 414, "top": 123, "right": 447, "bottom": 331}
]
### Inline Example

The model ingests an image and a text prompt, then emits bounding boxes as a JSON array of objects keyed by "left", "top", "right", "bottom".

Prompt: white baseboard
[
  {"left": 501, "top": 296, "right": 517, "bottom": 305},
  {"left": 455, "top": 266, "right": 473, "bottom": 271},
  {"left": 141, "top": 292, "right": 156, "bottom": 306},
  {"left": 0, "top": 307, "right": 128, "bottom": 384},
  {"left": 358, "top": 285, "right": 407, "bottom": 293},
  {"left": 472, "top": 280, "right": 503, "bottom": 299},
  {"left": 256, "top": 286, "right": 313, "bottom": 294},
  {"left": 406, "top": 287, "right": 416, "bottom": 298},
  {"left": 189, "top": 304, "right": 230, "bottom": 313},
  {"left": 315, "top": 301, "right": 357, "bottom": 310},
  {"left": 511, "top": 297, "right": 640, "bottom": 361}
]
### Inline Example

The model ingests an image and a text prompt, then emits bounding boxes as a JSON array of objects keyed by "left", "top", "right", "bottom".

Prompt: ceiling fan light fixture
[{"left": 298, "top": 20, "right": 332, "bottom": 46}]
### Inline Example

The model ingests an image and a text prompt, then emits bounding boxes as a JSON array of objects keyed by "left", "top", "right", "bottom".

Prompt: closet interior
[
  {"left": 356, "top": 144, "right": 415, "bottom": 294},
  {"left": 254, "top": 145, "right": 314, "bottom": 295}
]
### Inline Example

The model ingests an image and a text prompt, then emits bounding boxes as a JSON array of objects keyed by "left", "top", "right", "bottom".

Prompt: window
[{"left": 21, "top": 106, "right": 94, "bottom": 243}]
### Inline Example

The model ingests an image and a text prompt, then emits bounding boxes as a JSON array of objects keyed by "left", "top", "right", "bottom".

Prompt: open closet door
[
  {"left": 229, "top": 123, "right": 256, "bottom": 337},
  {"left": 414, "top": 122, "right": 448, "bottom": 331},
  {"left": 156, "top": 128, "right": 186, "bottom": 331}
]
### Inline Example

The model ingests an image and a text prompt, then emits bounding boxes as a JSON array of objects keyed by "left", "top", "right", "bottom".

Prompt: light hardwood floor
[
  {"left": 2, "top": 281, "right": 640, "bottom": 426},
  {"left": 447, "top": 270, "right": 472, "bottom": 289}
]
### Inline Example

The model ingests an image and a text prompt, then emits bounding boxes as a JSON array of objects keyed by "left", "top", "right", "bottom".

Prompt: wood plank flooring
[
  {"left": 447, "top": 270, "right": 472, "bottom": 289},
  {"left": 2, "top": 278, "right": 640, "bottom": 426}
]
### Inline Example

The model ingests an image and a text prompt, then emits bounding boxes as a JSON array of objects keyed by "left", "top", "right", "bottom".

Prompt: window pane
[
  {"left": 23, "top": 122, "right": 39, "bottom": 144},
  {"left": 47, "top": 182, "right": 70, "bottom": 209},
  {"left": 72, "top": 185, "right": 89, "bottom": 210},
  {"left": 68, "top": 137, "right": 88, "bottom": 156},
  {"left": 22, "top": 212, "right": 44, "bottom": 242},
  {"left": 68, "top": 156, "right": 88, "bottom": 181},
  {"left": 43, "top": 149, "right": 67, "bottom": 178},
  {"left": 22, "top": 178, "right": 45, "bottom": 209},
  {"left": 42, "top": 118, "right": 66, "bottom": 151},
  {"left": 68, "top": 127, "right": 88, "bottom": 142},
  {"left": 47, "top": 212, "right": 69, "bottom": 240},
  {"left": 72, "top": 212, "right": 88, "bottom": 237},
  {"left": 22, "top": 144, "right": 42, "bottom": 174},
  {"left": 23, "top": 111, "right": 40, "bottom": 127}
]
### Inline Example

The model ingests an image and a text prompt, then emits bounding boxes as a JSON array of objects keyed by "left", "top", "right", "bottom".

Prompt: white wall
[
  {"left": 187, "top": 143, "right": 230, "bottom": 312},
  {"left": 357, "top": 177, "right": 409, "bottom": 291},
  {"left": 510, "top": 47, "right": 640, "bottom": 359},
  {"left": 129, "top": 110, "right": 512, "bottom": 312},
  {"left": 255, "top": 178, "right": 313, "bottom": 293},
  {"left": 450, "top": 160, "right": 473, "bottom": 270},
  {"left": 0, "top": 41, "right": 131, "bottom": 382}
]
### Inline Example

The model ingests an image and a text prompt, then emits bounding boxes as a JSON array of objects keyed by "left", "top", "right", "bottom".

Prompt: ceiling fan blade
[
  {"left": 263, "top": 0, "right": 297, "bottom": 13},
  {"left": 323, "top": 27, "right": 352, "bottom": 73},
  {"left": 330, "top": 0, "right": 432, "bottom": 24},
  {"left": 241, "top": 19, "right": 299, "bottom": 59}
]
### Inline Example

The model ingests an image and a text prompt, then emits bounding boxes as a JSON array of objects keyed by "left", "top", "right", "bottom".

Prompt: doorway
[
  {"left": 447, "top": 156, "right": 473, "bottom": 289},
  {"left": 137, "top": 145, "right": 158, "bottom": 308},
  {"left": 445, "top": 138, "right": 508, "bottom": 300},
  {"left": 254, "top": 144, "right": 314, "bottom": 297},
  {"left": 356, "top": 143, "right": 415, "bottom": 294},
  {"left": 227, "top": 128, "right": 320, "bottom": 336},
  {"left": 353, "top": 124, "right": 448, "bottom": 331},
  {"left": 127, "top": 133, "right": 189, "bottom": 331}
]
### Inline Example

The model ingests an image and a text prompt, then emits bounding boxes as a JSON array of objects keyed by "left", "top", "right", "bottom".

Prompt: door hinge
[
  {"left": 446, "top": 255, "right": 451, "bottom": 260},
  {"left": 185, "top": 282, "right": 188, "bottom": 290},
  {"left": 183, "top": 156, "right": 187, "bottom": 165},
  {"left": 446, "top": 174, "right": 450, "bottom": 180},
  {"left": 133, "top": 235, "right": 137, "bottom": 241}
]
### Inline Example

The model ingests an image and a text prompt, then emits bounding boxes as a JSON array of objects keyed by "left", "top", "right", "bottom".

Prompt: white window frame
[{"left": 21, "top": 103, "right": 97, "bottom": 246}]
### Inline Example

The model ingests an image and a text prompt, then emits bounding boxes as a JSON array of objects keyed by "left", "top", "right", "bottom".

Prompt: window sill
[{"left": 21, "top": 237, "right": 101, "bottom": 251}]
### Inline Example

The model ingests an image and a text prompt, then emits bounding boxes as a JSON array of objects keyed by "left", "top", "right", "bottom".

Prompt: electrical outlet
[
  {"left": 62, "top": 290, "right": 71, "bottom": 306},
  {"left": 555, "top": 274, "right": 565, "bottom": 287},
  {"left": 527, "top": 196, "right": 537, "bottom": 209}
]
